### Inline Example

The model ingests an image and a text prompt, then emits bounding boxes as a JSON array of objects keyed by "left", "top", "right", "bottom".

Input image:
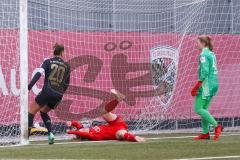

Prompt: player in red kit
[{"left": 66, "top": 89, "right": 145, "bottom": 142}]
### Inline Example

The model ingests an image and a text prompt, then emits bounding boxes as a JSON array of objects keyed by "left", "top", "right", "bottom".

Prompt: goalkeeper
[
  {"left": 191, "top": 36, "right": 222, "bottom": 140},
  {"left": 67, "top": 89, "right": 145, "bottom": 142}
]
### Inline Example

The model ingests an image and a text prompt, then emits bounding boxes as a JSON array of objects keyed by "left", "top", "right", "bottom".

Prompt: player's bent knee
[
  {"left": 102, "top": 113, "right": 118, "bottom": 122},
  {"left": 194, "top": 109, "right": 199, "bottom": 114},
  {"left": 194, "top": 110, "right": 201, "bottom": 115},
  {"left": 40, "top": 105, "right": 51, "bottom": 113},
  {"left": 29, "top": 102, "right": 41, "bottom": 115},
  {"left": 194, "top": 109, "right": 204, "bottom": 116}
]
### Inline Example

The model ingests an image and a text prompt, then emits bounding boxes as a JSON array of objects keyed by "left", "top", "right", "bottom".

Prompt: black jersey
[{"left": 41, "top": 56, "right": 71, "bottom": 95}]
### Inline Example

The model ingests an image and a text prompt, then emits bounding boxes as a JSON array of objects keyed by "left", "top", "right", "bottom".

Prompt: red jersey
[{"left": 89, "top": 117, "right": 128, "bottom": 141}]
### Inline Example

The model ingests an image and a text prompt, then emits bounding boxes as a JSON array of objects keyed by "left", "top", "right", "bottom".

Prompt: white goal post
[{"left": 19, "top": 0, "right": 28, "bottom": 145}]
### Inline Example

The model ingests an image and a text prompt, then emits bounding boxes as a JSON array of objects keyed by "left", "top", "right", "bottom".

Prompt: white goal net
[{"left": 1, "top": 0, "right": 240, "bottom": 145}]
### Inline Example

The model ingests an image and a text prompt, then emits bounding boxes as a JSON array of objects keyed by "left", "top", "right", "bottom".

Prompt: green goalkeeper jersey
[{"left": 198, "top": 47, "right": 219, "bottom": 99}]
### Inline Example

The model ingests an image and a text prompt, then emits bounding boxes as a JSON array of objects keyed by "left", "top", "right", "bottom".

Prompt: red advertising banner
[{"left": 0, "top": 31, "right": 240, "bottom": 123}]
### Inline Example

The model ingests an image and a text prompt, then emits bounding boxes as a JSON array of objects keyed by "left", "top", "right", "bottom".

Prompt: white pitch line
[
  {"left": 28, "top": 133, "right": 240, "bottom": 146},
  {"left": 0, "top": 159, "right": 110, "bottom": 160},
  {"left": 28, "top": 136, "right": 194, "bottom": 146},
  {"left": 174, "top": 155, "right": 240, "bottom": 160},
  {"left": 2, "top": 133, "right": 240, "bottom": 147},
  {"left": 149, "top": 133, "right": 240, "bottom": 140},
  {"left": 148, "top": 136, "right": 194, "bottom": 140},
  {"left": 30, "top": 140, "right": 118, "bottom": 146}
]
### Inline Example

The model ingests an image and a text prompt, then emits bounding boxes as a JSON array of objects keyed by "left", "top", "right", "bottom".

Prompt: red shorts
[{"left": 89, "top": 117, "right": 128, "bottom": 141}]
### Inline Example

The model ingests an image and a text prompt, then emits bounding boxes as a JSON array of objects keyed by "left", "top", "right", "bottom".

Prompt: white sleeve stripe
[{"left": 37, "top": 68, "right": 45, "bottom": 75}]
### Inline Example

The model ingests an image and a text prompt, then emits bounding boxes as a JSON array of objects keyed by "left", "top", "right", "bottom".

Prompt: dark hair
[
  {"left": 53, "top": 43, "right": 64, "bottom": 56},
  {"left": 198, "top": 36, "right": 213, "bottom": 51}
]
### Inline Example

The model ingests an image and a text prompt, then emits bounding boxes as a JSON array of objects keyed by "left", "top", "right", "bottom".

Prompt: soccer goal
[{"left": 1, "top": 0, "right": 240, "bottom": 145}]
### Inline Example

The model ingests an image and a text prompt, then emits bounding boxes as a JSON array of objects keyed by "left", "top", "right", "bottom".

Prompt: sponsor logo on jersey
[{"left": 200, "top": 57, "right": 206, "bottom": 63}]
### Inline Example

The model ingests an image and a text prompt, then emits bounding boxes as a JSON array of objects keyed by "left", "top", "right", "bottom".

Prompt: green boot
[{"left": 48, "top": 132, "right": 55, "bottom": 145}]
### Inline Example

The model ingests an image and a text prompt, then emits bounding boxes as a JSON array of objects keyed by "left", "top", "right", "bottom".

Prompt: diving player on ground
[
  {"left": 67, "top": 89, "right": 145, "bottom": 142},
  {"left": 28, "top": 43, "right": 71, "bottom": 144}
]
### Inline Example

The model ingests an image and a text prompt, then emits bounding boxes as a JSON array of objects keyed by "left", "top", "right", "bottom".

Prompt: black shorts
[{"left": 35, "top": 90, "right": 62, "bottom": 109}]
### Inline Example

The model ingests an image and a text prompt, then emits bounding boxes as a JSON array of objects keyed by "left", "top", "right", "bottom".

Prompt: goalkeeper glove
[{"left": 191, "top": 81, "right": 202, "bottom": 96}]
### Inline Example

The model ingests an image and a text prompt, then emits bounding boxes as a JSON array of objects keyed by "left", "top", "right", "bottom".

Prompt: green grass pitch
[{"left": 1, "top": 133, "right": 240, "bottom": 160}]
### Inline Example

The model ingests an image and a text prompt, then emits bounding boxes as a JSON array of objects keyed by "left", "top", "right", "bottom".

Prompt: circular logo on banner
[{"left": 150, "top": 46, "right": 179, "bottom": 108}]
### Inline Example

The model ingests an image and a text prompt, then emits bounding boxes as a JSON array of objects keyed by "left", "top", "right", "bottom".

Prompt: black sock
[
  {"left": 28, "top": 112, "right": 34, "bottom": 128},
  {"left": 40, "top": 111, "right": 52, "bottom": 134},
  {"left": 28, "top": 112, "right": 35, "bottom": 136}
]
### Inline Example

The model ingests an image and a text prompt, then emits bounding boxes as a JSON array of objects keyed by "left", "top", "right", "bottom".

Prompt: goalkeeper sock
[
  {"left": 105, "top": 99, "right": 119, "bottom": 112},
  {"left": 40, "top": 111, "right": 52, "bottom": 134}
]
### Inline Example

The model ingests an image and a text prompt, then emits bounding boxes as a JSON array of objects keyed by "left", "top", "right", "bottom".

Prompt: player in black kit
[{"left": 28, "top": 43, "right": 71, "bottom": 144}]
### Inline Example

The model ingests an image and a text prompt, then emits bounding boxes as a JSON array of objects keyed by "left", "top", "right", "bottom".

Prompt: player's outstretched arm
[
  {"left": 67, "top": 129, "right": 94, "bottom": 140},
  {"left": 66, "top": 120, "right": 94, "bottom": 140}
]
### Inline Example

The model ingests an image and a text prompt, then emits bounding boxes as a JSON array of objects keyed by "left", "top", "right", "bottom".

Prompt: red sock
[
  {"left": 105, "top": 99, "right": 119, "bottom": 112},
  {"left": 123, "top": 132, "right": 137, "bottom": 142}
]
